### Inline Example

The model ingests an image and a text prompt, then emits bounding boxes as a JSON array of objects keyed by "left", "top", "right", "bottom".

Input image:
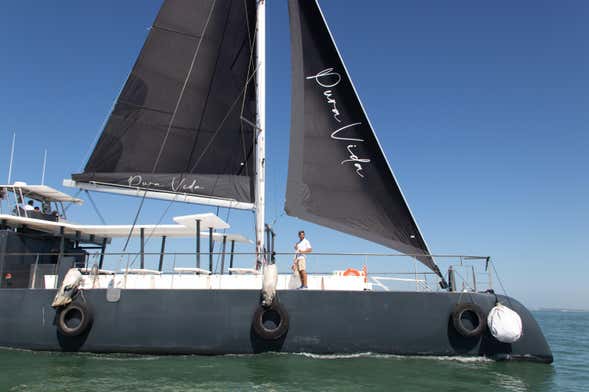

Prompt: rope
[
  {"left": 120, "top": 0, "right": 218, "bottom": 255},
  {"left": 151, "top": 0, "right": 218, "bottom": 174}
]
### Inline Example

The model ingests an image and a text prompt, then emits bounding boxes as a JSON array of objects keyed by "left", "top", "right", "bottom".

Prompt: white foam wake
[{"left": 292, "top": 352, "right": 493, "bottom": 363}]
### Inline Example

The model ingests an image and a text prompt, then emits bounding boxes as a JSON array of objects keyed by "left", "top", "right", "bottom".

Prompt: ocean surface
[{"left": 0, "top": 311, "right": 586, "bottom": 392}]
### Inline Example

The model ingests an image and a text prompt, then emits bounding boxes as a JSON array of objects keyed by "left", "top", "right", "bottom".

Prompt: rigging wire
[
  {"left": 490, "top": 259, "right": 513, "bottom": 307},
  {"left": 83, "top": 190, "right": 107, "bottom": 225},
  {"left": 208, "top": 6, "right": 258, "bottom": 202},
  {"left": 127, "top": 196, "right": 178, "bottom": 269},
  {"left": 270, "top": 210, "right": 285, "bottom": 227},
  {"left": 63, "top": 189, "right": 83, "bottom": 213},
  {"left": 151, "top": 0, "right": 218, "bottom": 175},
  {"left": 184, "top": 0, "right": 260, "bottom": 176},
  {"left": 83, "top": 1, "right": 259, "bottom": 270},
  {"left": 213, "top": 206, "right": 233, "bottom": 273},
  {"left": 188, "top": 64, "right": 260, "bottom": 174},
  {"left": 180, "top": 2, "right": 233, "bottom": 179},
  {"left": 121, "top": 195, "right": 147, "bottom": 253}
]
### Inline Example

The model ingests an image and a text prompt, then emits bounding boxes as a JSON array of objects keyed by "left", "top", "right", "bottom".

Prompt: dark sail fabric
[
  {"left": 73, "top": 0, "right": 258, "bottom": 205},
  {"left": 286, "top": 0, "right": 443, "bottom": 277}
]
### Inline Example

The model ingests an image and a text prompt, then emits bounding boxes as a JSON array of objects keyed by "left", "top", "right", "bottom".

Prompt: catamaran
[{"left": 0, "top": 0, "right": 552, "bottom": 362}]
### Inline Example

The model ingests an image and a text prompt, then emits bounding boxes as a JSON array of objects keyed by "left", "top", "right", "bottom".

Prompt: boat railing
[{"left": 1, "top": 250, "right": 493, "bottom": 293}]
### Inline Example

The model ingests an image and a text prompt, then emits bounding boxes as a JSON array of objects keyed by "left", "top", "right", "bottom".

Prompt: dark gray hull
[{"left": 0, "top": 289, "right": 552, "bottom": 363}]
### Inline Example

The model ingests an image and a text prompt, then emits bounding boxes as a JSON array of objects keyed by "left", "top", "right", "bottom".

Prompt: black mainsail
[
  {"left": 286, "top": 0, "right": 443, "bottom": 277},
  {"left": 72, "top": 0, "right": 258, "bottom": 208}
]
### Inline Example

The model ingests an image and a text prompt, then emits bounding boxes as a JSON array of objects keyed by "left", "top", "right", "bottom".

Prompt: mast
[{"left": 255, "top": 0, "right": 266, "bottom": 268}]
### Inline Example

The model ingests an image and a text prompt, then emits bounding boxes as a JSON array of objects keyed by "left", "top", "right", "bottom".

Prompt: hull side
[{"left": 0, "top": 289, "right": 552, "bottom": 363}]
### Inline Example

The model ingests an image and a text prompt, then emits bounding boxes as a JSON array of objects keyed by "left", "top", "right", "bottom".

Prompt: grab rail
[{"left": 0, "top": 251, "right": 493, "bottom": 293}]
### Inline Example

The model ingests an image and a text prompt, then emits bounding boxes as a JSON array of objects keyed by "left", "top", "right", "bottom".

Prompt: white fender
[
  {"left": 51, "top": 268, "right": 83, "bottom": 308},
  {"left": 261, "top": 264, "right": 278, "bottom": 306},
  {"left": 487, "top": 303, "right": 523, "bottom": 343}
]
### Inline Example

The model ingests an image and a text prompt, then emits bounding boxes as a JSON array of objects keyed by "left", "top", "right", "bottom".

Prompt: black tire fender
[
  {"left": 57, "top": 300, "right": 93, "bottom": 337},
  {"left": 252, "top": 302, "right": 289, "bottom": 340},
  {"left": 452, "top": 303, "right": 486, "bottom": 338}
]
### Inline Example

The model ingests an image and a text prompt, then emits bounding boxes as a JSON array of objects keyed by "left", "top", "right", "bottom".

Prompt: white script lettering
[
  {"left": 307, "top": 67, "right": 372, "bottom": 179},
  {"left": 127, "top": 175, "right": 160, "bottom": 188},
  {"left": 171, "top": 177, "right": 201, "bottom": 193},
  {"left": 323, "top": 90, "right": 341, "bottom": 122},
  {"left": 330, "top": 122, "right": 364, "bottom": 142},
  {"left": 341, "top": 144, "right": 370, "bottom": 178},
  {"left": 305, "top": 68, "right": 341, "bottom": 88}
]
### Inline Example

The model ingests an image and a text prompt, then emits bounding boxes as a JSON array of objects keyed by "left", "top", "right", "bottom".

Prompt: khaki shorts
[{"left": 295, "top": 257, "right": 306, "bottom": 271}]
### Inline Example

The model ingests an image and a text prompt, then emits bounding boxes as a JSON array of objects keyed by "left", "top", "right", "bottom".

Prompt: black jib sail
[
  {"left": 286, "top": 0, "right": 443, "bottom": 277},
  {"left": 73, "top": 0, "right": 258, "bottom": 208}
]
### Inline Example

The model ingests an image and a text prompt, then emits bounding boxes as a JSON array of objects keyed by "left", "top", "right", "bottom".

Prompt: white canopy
[
  {"left": 83, "top": 223, "right": 249, "bottom": 243},
  {"left": 173, "top": 213, "right": 230, "bottom": 230},
  {"left": 2, "top": 182, "right": 83, "bottom": 204},
  {"left": 0, "top": 214, "right": 250, "bottom": 244}
]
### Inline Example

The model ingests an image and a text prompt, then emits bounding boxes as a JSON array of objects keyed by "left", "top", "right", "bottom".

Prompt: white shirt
[
  {"left": 23, "top": 204, "right": 34, "bottom": 211},
  {"left": 295, "top": 238, "right": 311, "bottom": 258}
]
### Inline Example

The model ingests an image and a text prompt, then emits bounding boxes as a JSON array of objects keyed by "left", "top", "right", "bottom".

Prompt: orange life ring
[{"left": 343, "top": 268, "right": 361, "bottom": 277}]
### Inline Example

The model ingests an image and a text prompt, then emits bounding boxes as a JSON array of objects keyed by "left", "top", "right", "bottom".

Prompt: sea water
[{"left": 0, "top": 311, "right": 586, "bottom": 391}]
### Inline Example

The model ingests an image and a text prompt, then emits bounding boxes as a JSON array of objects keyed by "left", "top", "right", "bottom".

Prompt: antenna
[
  {"left": 7, "top": 132, "right": 16, "bottom": 184},
  {"left": 41, "top": 149, "right": 47, "bottom": 185}
]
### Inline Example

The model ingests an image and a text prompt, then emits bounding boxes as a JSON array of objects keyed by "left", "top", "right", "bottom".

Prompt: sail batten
[
  {"left": 151, "top": 25, "right": 203, "bottom": 40},
  {"left": 286, "top": 0, "right": 443, "bottom": 277},
  {"left": 73, "top": 0, "right": 258, "bottom": 206}
]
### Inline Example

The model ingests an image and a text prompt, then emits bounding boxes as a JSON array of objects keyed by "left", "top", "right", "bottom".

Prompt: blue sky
[{"left": 0, "top": 1, "right": 587, "bottom": 309}]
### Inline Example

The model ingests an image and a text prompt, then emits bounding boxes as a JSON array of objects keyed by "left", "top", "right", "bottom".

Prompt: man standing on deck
[{"left": 293, "top": 230, "right": 312, "bottom": 289}]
